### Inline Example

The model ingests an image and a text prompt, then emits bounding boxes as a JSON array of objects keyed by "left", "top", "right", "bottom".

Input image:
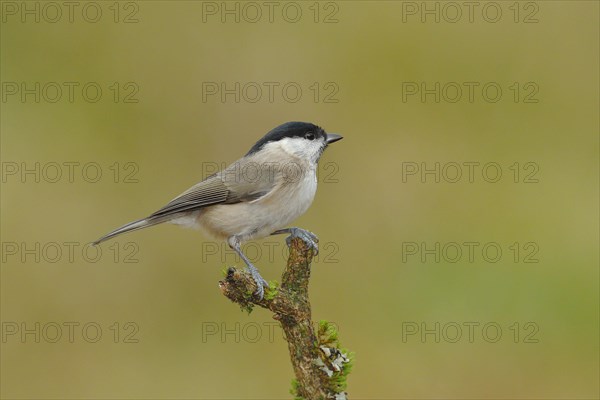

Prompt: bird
[{"left": 93, "top": 121, "right": 342, "bottom": 299}]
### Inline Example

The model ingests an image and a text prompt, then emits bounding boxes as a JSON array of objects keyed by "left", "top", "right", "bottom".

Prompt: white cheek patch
[{"left": 277, "top": 137, "right": 326, "bottom": 163}]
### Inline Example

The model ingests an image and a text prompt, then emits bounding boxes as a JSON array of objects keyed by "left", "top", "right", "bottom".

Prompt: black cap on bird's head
[{"left": 246, "top": 121, "right": 342, "bottom": 156}]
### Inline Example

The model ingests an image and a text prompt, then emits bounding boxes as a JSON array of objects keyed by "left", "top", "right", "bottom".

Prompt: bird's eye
[{"left": 305, "top": 132, "right": 315, "bottom": 140}]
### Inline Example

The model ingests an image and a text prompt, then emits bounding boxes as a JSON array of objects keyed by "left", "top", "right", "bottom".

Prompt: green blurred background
[{"left": 1, "top": 1, "right": 598, "bottom": 399}]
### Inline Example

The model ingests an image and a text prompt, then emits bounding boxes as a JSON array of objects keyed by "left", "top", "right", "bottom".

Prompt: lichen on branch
[{"left": 218, "top": 236, "right": 353, "bottom": 400}]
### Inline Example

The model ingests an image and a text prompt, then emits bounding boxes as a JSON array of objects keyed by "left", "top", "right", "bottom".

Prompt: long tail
[{"left": 92, "top": 215, "right": 172, "bottom": 246}]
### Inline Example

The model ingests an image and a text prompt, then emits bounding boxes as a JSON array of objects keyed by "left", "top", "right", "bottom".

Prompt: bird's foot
[
  {"left": 284, "top": 227, "right": 319, "bottom": 255},
  {"left": 246, "top": 263, "right": 269, "bottom": 300}
]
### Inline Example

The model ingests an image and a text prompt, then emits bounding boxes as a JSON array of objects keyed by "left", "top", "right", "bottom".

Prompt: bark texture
[{"left": 219, "top": 237, "right": 349, "bottom": 400}]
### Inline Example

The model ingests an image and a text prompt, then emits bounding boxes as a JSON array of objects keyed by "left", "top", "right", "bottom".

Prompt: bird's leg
[
  {"left": 227, "top": 236, "right": 269, "bottom": 300},
  {"left": 271, "top": 227, "right": 319, "bottom": 255}
]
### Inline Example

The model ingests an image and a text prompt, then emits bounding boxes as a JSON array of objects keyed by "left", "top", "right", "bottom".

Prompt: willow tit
[{"left": 93, "top": 121, "right": 342, "bottom": 299}]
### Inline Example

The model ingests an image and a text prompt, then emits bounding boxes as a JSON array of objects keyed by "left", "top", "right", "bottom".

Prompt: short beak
[{"left": 326, "top": 133, "right": 343, "bottom": 144}]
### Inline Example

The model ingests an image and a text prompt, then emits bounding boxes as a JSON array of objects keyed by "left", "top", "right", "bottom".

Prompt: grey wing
[
  {"left": 150, "top": 161, "right": 278, "bottom": 218},
  {"left": 92, "top": 178, "right": 229, "bottom": 246},
  {"left": 149, "top": 175, "right": 232, "bottom": 218},
  {"left": 94, "top": 174, "right": 244, "bottom": 245},
  {"left": 219, "top": 157, "right": 283, "bottom": 203}
]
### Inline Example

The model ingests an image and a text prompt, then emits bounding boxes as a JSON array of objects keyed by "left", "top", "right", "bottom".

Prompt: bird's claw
[
  {"left": 285, "top": 227, "right": 319, "bottom": 255},
  {"left": 248, "top": 267, "right": 269, "bottom": 300}
]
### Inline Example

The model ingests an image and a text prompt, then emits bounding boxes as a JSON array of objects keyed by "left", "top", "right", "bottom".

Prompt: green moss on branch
[{"left": 218, "top": 237, "right": 353, "bottom": 399}]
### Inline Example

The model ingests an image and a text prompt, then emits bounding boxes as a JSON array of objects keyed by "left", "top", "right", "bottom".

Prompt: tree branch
[{"left": 218, "top": 236, "right": 352, "bottom": 400}]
